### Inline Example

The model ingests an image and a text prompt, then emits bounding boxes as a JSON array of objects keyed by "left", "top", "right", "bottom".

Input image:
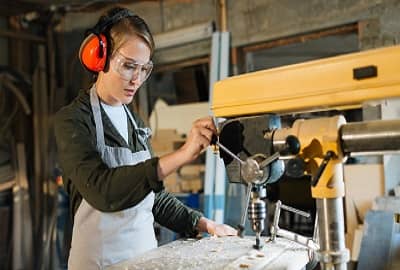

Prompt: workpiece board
[{"left": 107, "top": 236, "right": 309, "bottom": 270}]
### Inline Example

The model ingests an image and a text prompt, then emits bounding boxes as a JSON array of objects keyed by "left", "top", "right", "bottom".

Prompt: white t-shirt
[{"left": 101, "top": 102, "right": 129, "bottom": 144}]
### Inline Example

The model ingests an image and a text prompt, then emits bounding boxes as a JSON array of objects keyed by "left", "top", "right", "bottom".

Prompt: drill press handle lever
[
  {"left": 211, "top": 134, "right": 300, "bottom": 184},
  {"left": 310, "top": 151, "right": 335, "bottom": 187}
]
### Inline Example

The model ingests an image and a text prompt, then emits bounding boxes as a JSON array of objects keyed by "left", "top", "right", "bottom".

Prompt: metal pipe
[
  {"left": 219, "top": 0, "right": 227, "bottom": 32},
  {"left": 276, "top": 228, "right": 320, "bottom": 251},
  {"left": 316, "top": 198, "right": 349, "bottom": 270},
  {"left": 340, "top": 119, "right": 400, "bottom": 155},
  {"left": 0, "top": 30, "right": 46, "bottom": 43},
  {"left": 280, "top": 203, "right": 311, "bottom": 218}
]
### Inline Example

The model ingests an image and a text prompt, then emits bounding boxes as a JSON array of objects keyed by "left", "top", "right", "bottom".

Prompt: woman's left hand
[{"left": 197, "top": 217, "right": 237, "bottom": 237}]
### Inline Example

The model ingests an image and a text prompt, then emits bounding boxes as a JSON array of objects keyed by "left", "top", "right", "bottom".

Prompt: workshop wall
[
  {"left": 152, "top": 0, "right": 400, "bottom": 61},
  {"left": 62, "top": 0, "right": 400, "bottom": 65},
  {"left": 227, "top": 0, "right": 400, "bottom": 49}
]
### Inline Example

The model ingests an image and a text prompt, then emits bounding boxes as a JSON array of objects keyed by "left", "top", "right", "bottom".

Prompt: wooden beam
[{"left": 242, "top": 23, "right": 358, "bottom": 53}]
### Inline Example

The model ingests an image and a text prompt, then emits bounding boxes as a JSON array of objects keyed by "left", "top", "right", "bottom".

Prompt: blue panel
[
  {"left": 204, "top": 195, "right": 214, "bottom": 219},
  {"left": 214, "top": 194, "right": 225, "bottom": 210}
]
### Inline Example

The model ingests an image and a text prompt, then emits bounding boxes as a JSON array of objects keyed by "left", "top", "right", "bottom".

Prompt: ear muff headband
[{"left": 79, "top": 9, "right": 135, "bottom": 73}]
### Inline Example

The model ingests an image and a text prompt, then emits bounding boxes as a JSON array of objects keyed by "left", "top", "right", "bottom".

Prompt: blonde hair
[
  {"left": 92, "top": 6, "right": 155, "bottom": 71},
  {"left": 108, "top": 11, "right": 155, "bottom": 57}
]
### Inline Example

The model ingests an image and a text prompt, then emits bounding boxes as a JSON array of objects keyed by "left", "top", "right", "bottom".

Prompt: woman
[{"left": 54, "top": 6, "right": 236, "bottom": 270}]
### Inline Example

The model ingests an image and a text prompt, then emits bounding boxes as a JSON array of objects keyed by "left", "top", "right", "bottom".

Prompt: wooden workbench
[{"left": 107, "top": 236, "right": 310, "bottom": 270}]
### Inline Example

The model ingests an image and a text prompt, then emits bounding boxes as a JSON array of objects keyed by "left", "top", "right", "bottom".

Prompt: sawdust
[
  {"left": 255, "top": 252, "right": 265, "bottom": 258},
  {"left": 106, "top": 236, "right": 308, "bottom": 270}
]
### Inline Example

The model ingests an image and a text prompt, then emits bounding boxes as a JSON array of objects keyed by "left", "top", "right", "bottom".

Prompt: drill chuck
[{"left": 248, "top": 199, "right": 266, "bottom": 233}]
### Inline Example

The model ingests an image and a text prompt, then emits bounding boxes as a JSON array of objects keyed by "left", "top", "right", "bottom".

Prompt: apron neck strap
[
  {"left": 123, "top": 105, "right": 151, "bottom": 151},
  {"left": 90, "top": 85, "right": 106, "bottom": 148},
  {"left": 123, "top": 105, "right": 138, "bottom": 130},
  {"left": 90, "top": 85, "right": 151, "bottom": 151}
]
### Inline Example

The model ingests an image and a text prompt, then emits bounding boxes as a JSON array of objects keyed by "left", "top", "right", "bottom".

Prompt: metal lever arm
[
  {"left": 270, "top": 200, "right": 319, "bottom": 250},
  {"left": 211, "top": 134, "right": 245, "bottom": 164},
  {"left": 258, "top": 152, "right": 280, "bottom": 169},
  {"left": 237, "top": 183, "right": 252, "bottom": 237},
  {"left": 310, "top": 151, "right": 335, "bottom": 187},
  {"left": 211, "top": 135, "right": 280, "bottom": 184}
]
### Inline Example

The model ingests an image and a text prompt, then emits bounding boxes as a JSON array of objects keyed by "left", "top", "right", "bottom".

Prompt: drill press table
[{"left": 107, "top": 236, "right": 309, "bottom": 270}]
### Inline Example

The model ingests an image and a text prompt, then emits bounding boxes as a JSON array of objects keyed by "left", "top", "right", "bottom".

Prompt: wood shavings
[
  {"left": 185, "top": 238, "right": 197, "bottom": 242},
  {"left": 255, "top": 252, "right": 265, "bottom": 258}
]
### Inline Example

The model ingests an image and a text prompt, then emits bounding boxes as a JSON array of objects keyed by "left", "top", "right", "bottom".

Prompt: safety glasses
[{"left": 110, "top": 51, "right": 153, "bottom": 83}]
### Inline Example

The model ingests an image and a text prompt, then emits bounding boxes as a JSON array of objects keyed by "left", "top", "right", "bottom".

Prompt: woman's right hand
[
  {"left": 157, "top": 116, "right": 217, "bottom": 180},
  {"left": 179, "top": 116, "right": 217, "bottom": 163}
]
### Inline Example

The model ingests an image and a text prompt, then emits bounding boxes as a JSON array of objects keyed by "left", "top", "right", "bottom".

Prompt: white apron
[{"left": 68, "top": 86, "right": 157, "bottom": 270}]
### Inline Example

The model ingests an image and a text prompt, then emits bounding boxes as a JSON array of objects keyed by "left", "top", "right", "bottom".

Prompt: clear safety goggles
[{"left": 110, "top": 51, "right": 153, "bottom": 83}]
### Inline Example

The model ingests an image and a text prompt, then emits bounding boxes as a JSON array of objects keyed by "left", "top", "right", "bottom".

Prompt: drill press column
[{"left": 270, "top": 116, "right": 349, "bottom": 270}]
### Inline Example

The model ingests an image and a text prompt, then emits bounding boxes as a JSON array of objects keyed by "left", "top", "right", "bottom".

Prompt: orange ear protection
[
  {"left": 78, "top": 9, "right": 135, "bottom": 73},
  {"left": 79, "top": 33, "right": 107, "bottom": 72}
]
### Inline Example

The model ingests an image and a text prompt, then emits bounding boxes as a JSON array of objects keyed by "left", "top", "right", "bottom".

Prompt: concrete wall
[
  {"left": 63, "top": 0, "right": 400, "bottom": 64},
  {"left": 228, "top": 0, "right": 397, "bottom": 48}
]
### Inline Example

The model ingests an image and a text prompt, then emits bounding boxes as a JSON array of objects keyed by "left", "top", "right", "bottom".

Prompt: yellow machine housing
[{"left": 212, "top": 45, "right": 400, "bottom": 117}]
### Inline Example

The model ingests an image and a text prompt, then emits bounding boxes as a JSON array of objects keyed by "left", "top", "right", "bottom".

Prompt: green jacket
[{"left": 54, "top": 88, "right": 202, "bottom": 236}]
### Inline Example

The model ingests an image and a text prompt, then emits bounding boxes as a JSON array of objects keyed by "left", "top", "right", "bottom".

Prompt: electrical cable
[
  {"left": 0, "top": 66, "right": 32, "bottom": 89},
  {"left": 0, "top": 71, "right": 32, "bottom": 115},
  {"left": 0, "top": 71, "right": 31, "bottom": 147},
  {"left": 0, "top": 99, "right": 18, "bottom": 138},
  {"left": 0, "top": 86, "right": 6, "bottom": 116}
]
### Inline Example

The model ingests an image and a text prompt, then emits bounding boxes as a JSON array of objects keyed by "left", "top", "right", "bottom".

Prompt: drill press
[
  {"left": 213, "top": 132, "right": 299, "bottom": 249},
  {"left": 211, "top": 45, "right": 400, "bottom": 270}
]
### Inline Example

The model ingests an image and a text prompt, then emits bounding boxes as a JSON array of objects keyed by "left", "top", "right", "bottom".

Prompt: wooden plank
[
  {"left": 106, "top": 236, "right": 308, "bottom": 270},
  {"left": 357, "top": 211, "right": 396, "bottom": 270}
]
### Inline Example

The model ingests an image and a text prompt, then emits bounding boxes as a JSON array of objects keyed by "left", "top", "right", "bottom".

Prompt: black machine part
[
  {"left": 218, "top": 115, "right": 298, "bottom": 185},
  {"left": 218, "top": 115, "right": 275, "bottom": 184}
]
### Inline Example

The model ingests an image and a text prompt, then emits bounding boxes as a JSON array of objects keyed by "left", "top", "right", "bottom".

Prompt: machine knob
[
  {"left": 269, "top": 134, "right": 301, "bottom": 156},
  {"left": 281, "top": 135, "right": 300, "bottom": 155}
]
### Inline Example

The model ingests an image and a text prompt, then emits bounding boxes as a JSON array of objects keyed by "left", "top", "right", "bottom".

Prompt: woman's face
[{"left": 96, "top": 34, "right": 152, "bottom": 106}]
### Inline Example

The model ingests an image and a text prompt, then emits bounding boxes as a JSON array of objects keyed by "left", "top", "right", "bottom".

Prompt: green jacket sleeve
[
  {"left": 153, "top": 190, "right": 203, "bottom": 237},
  {"left": 132, "top": 110, "right": 203, "bottom": 236},
  {"left": 54, "top": 106, "right": 163, "bottom": 213}
]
